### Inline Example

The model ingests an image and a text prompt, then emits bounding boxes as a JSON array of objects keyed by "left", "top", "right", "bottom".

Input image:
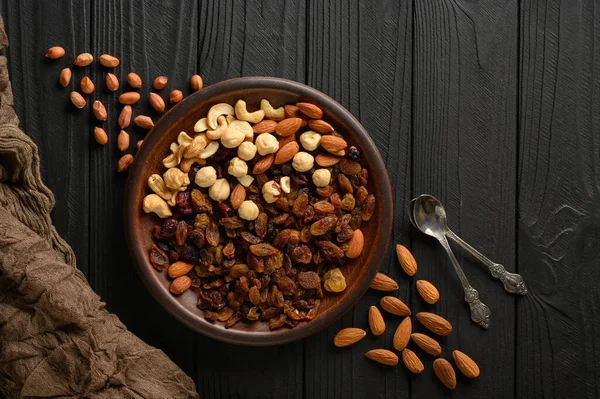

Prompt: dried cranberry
[
  {"left": 176, "top": 191, "right": 193, "bottom": 215},
  {"left": 218, "top": 202, "right": 232, "bottom": 218}
]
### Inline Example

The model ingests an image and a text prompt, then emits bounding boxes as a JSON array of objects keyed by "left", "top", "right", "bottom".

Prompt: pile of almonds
[{"left": 333, "top": 245, "right": 480, "bottom": 390}]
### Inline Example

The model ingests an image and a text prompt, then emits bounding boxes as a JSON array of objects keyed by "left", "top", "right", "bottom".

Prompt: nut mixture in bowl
[{"left": 143, "top": 99, "right": 376, "bottom": 330}]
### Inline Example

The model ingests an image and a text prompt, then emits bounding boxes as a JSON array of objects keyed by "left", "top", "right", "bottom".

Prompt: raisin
[
  {"left": 346, "top": 146, "right": 361, "bottom": 162},
  {"left": 337, "top": 174, "right": 353, "bottom": 193},
  {"left": 314, "top": 200, "right": 335, "bottom": 214},
  {"left": 277, "top": 276, "right": 297, "bottom": 296},
  {"left": 292, "top": 193, "right": 308, "bottom": 217},
  {"left": 358, "top": 168, "right": 368, "bottom": 186},
  {"left": 297, "top": 271, "right": 320, "bottom": 290},
  {"left": 255, "top": 212, "right": 268, "bottom": 238},
  {"left": 205, "top": 221, "right": 220, "bottom": 246},
  {"left": 334, "top": 213, "right": 352, "bottom": 233},
  {"left": 362, "top": 194, "right": 375, "bottom": 221},
  {"left": 149, "top": 245, "right": 169, "bottom": 271},
  {"left": 349, "top": 208, "right": 363, "bottom": 230},
  {"left": 330, "top": 193, "right": 343, "bottom": 208},
  {"left": 273, "top": 213, "right": 289, "bottom": 225},
  {"left": 304, "top": 299, "right": 321, "bottom": 319},
  {"left": 303, "top": 205, "right": 315, "bottom": 224},
  {"left": 276, "top": 197, "right": 290, "bottom": 212},
  {"left": 341, "top": 193, "right": 356, "bottom": 211},
  {"left": 224, "top": 311, "right": 243, "bottom": 328},
  {"left": 273, "top": 229, "right": 292, "bottom": 248},
  {"left": 355, "top": 186, "right": 368, "bottom": 205},
  {"left": 336, "top": 227, "right": 354, "bottom": 243},
  {"left": 191, "top": 189, "right": 213, "bottom": 215},
  {"left": 240, "top": 231, "right": 262, "bottom": 244},
  {"left": 268, "top": 285, "right": 285, "bottom": 308},
  {"left": 161, "top": 218, "right": 178, "bottom": 239},
  {"left": 175, "top": 220, "right": 190, "bottom": 246},
  {"left": 199, "top": 249, "right": 215, "bottom": 267},
  {"left": 318, "top": 241, "right": 345, "bottom": 260},
  {"left": 323, "top": 268, "right": 347, "bottom": 292},
  {"left": 219, "top": 216, "right": 245, "bottom": 229},
  {"left": 176, "top": 190, "right": 193, "bottom": 215},
  {"left": 223, "top": 242, "right": 235, "bottom": 258},
  {"left": 247, "top": 252, "right": 265, "bottom": 273},
  {"left": 255, "top": 173, "right": 269, "bottom": 189},
  {"left": 217, "top": 307, "right": 234, "bottom": 322},
  {"left": 188, "top": 229, "right": 205, "bottom": 248},
  {"left": 291, "top": 245, "right": 312, "bottom": 264},
  {"left": 180, "top": 244, "right": 198, "bottom": 262},
  {"left": 249, "top": 243, "right": 279, "bottom": 256},
  {"left": 194, "top": 213, "right": 210, "bottom": 229},
  {"left": 300, "top": 225, "right": 312, "bottom": 243},
  {"left": 310, "top": 215, "right": 338, "bottom": 236},
  {"left": 269, "top": 313, "right": 287, "bottom": 330},
  {"left": 316, "top": 185, "right": 334, "bottom": 197},
  {"left": 339, "top": 159, "right": 362, "bottom": 175}
]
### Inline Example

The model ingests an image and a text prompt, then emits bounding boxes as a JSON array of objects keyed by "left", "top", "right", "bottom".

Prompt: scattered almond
[
  {"left": 153, "top": 75, "right": 168, "bottom": 90},
  {"left": 170, "top": 275, "right": 192, "bottom": 294},
  {"left": 127, "top": 72, "right": 142, "bottom": 88},
  {"left": 345, "top": 228, "right": 364, "bottom": 259},
  {"left": 80, "top": 76, "right": 94, "bottom": 94},
  {"left": 410, "top": 333, "right": 442, "bottom": 356},
  {"left": 368, "top": 306, "right": 385, "bottom": 336},
  {"left": 365, "top": 349, "right": 398, "bottom": 366},
  {"left": 92, "top": 100, "right": 107, "bottom": 121},
  {"left": 296, "top": 102, "right": 323, "bottom": 119},
  {"left": 333, "top": 328, "right": 366, "bottom": 347},
  {"left": 117, "top": 154, "right": 134, "bottom": 172},
  {"left": 274, "top": 141, "right": 299, "bottom": 164},
  {"left": 105, "top": 73, "right": 119, "bottom": 91},
  {"left": 149, "top": 92, "right": 165, "bottom": 112},
  {"left": 396, "top": 244, "right": 417, "bottom": 276},
  {"left": 190, "top": 74, "right": 203, "bottom": 91},
  {"left": 93, "top": 127, "right": 108, "bottom": 145},
  {"left": 45, "top": 46, "right": 65, "bottom": 59},
  {"left": 393, "top": 317, "right": 411, "bottom": 351},
  {"left": 416, "top": 312, "right": 452, "bottom": 336},
  {"left": 73, "top": 52, "right": 93, "bottom": 67},
  {"left": 118, "top": 105, "right": 132, "bottom": 129},
  {"left": 167, "top": 261, "right": 194, "bottom": 278},
  {"left": 452, "top": 350, "right": 480, "bottom": 378},
  {"left": 119, "top": 91, "right": 141, "bottom": 105},
  {"left": 230, "top": 184, "right": 246, "bottom": 210},
  {"left": 433, "top": 358, "right": 457, "bottom": 389},
  {"left": 252, "top": 154, "right": 274, "bottom": 174},
  {"left": 380, "top": 296, "right": 411, "bottom": 316},
  {"left": 70, "top": 91, "right": 86, "bottom": 109},
  {"left": 59, "top": 68, "right": 71, "bottom": 87},
  {"left": 275, "top": 117, "right": 303, "bottom": 137},
  {"left": 308, "top": 119, "right": 334, "bottom": 134},
  {"left": 99, "top": 54, "right": 120, "bottom": 68},
  {"left": 416, "top": 280, "right": 440, "bottom": 304},
  {"left": 369, "top": 273, "right": 398, "bottom": 291},
  {"left": 253, "top": 119, "right": 278, "bottom": 134},
  {"left": 402, "top": 349, "right": 424, "bottom": 374},
  {"left": 134, "top": 115, "right": 154, "bottom": 129},
  {"left": 117, "top": 130, "right": 130, "bottom": 152},
  {"left": 320, "top": 135, "right": 347, "bottom": 153},
  {"left": 315, "top": 153, "right": 341, "bottom": 167},
  {"left": 170, "top": 89, "right": 183, "bottom": 104}
]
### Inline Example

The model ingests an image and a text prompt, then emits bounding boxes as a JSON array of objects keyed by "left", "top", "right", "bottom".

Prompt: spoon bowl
[{"left": 412, "top": 195, "right": 449, "bottom": 240}]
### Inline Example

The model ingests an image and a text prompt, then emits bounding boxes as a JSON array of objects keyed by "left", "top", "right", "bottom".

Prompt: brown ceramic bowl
[{"left": 124, "top": 77, "right": 393, "bottom": 346}]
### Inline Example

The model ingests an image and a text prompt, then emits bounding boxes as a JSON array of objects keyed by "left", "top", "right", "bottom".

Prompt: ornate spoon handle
[
  {"left": 446, "top": 230, "right": 528, "bottom": 295},
  {"left": 438, "top": 235, "right": 490, "bottom": 329}
]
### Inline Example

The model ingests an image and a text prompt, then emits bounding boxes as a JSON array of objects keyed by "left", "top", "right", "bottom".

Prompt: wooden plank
[
  {"left": 304, "top": 1, "right": 412, "bottom": 398},
  {"left": 0, "top": 0, "right": 90, "bottom": 275},
  {"left": 89, "top": 0, "right": 200, "bottom": 380},
  {"left": 517, "top": 1, "right": 600, "bottom": 397},
  {"left": 412, "top": 0, "right": 518, "bottom": 397},
  {"left": 194, "top": 1, "right": 306, "bottom": 398}
]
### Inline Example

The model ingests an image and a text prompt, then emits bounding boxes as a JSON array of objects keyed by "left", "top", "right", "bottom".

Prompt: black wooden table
[{"left": 2, "top": 1, "right": 598, "bottom": 398}]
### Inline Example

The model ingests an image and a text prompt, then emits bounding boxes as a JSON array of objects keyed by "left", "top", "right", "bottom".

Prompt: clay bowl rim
[{"left": 124, "top": 76, "right": 393, "bottom": 346}]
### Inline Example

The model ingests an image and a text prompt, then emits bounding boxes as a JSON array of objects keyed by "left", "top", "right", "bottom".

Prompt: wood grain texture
[
  {"left": 305, "top": 1, "right": 412, "bottom": 398},
  {"left": 412, "top": 0, "right": 518, "bottom": 397},
  {"left": 518, "top": 1, "right": 600, "bottom": 397}
]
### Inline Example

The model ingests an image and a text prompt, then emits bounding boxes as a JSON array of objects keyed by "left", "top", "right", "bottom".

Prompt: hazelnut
[
  {"left": 255, "top": 133, "right": 279, "bottom": 156},
  {"left": 299, "top": 131, "right": 322, "bottom": 151},
  {"left": 228, "top": 157, "right": 248, "bottom": 178},
  {"left": 222, "top": 120, "right": 251, "bottom": 148},
  {"left": 261, "top": 180, "right": 282, "bottom": 204},
  {"left": 209, "top": 178, "right": 231, "bottom": 202},
  {"left": 237, "top": 141, "right": 257, "bottom": 161},
  {"left": 238, "top": 174, "right": 255, "bottom": 187},
  {"left": 194, "top": 166, "right": 217, "bottom": 187},
  {"left": 280, "top": 176, "right": 291, "bottom": 194},
  {"left": 292, "top": 151, "right": 314, "bottom": 172},
  {"left": 163, "top": 168, "right": 190, "bottom": 191},
  {"left": 238, "top": 200, "right": 260, "bottom": 221},
  {"left": 312, "top": 168, "right": 331, "bottom": 187}
]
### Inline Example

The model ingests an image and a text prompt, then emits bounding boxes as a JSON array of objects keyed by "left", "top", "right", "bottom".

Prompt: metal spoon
[{"left": 411, "top": 195, "right": 491, "bottom": 329}]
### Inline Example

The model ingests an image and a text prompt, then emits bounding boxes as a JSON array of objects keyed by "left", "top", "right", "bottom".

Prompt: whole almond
[
  {"left": 274, "top": 141, "right": 299, "bottom": 164},
  {"left": 345, "top": 228, "right": 364, "bottom": 259},
  {"left": 190, "top": 74, "right": 203, "bottom": 91},
  {"left": 253, "top": 119, "right": 278, "bottom": 134},
  {"left": 59, "top": 68, "right": 71, "bottom": 87},
  {"left": 416, "top": 280, "right": 440, "bottom": 304},
  {"left": 275, "top": 117, "right": 303, "bottom": 137},
  {"left": 170, "top": 89, "right": 183, "bottom": 104},
  {"left": 73, "top": 53, "right": 93, "bottom": 67},
  {"left": 368, "top": 306, "right": 385, "bottom": 336},
  {"left": 93, "top": 127, "right": 108, "bottom": 145},
  {"left": 452, "top": 350, "right": 480, "bottom": 378},
  {"left": 308, "top": 119, "right": 334, "bottom": 134},
  {"left": 230, "top": 184, "right": 246, "bottom": 210},
  {"left": 284, "top": 104, "right": 300, "bottom": 118},
  {"left": 330, "top": 148, "right": 345, "bottom": 157},
  {"left": 99, "top": 54, "right": 120, "bottom": 68},
  {"left": 80, "top": 76, "right": 94, "bottom": 94},
  {"left": 433, "top": 358, "right": 457, "bottom": 389},
  {"left": 149, "top": 92, "right": 165, "bottom": 112},
  {"left": 277, "top": 134, "right": 296, "bottom": 148},
  {"left": 380, "top": 296, "right": 411, "bottom": 316},
  {"left": 117, "top": 130, "right": 130, "bottom": 152},
  {"left": 253, "top": 154, "right": 274, "bottom": 174},
  {"left": 167, "top": 261, "right": 194, "bottom": 279},
  {"left": 134, "top": 115, "right": 154, "bottom": 129},
  {"left": 393, "top": 316, "right": 411, "bottom": 351},
  {"left": 396, "top": 244, "right": 417, "bottom": 276},
  {"left": 321, "top": 135, "right": 347, "bottom": 153},
  {"left": 416, "top": 312, "right": 452, "bottom": 336},
  {"left": 105, "top": 73, "right": 119, "bottom": 91},
  {"left": 127, "top": 72, "right": 142, "bottom": 88},
  {"left": 170, "top": 275, "right": 192, "bottom": 294},
  {"left": 70, "top": 91, "right": 86, "bottom": 109},
  {"left": 369, "top": 272, "right": 398, "bottom": 291},
  {"left": 117, "top": 154, "right": 134, "bottom": 172},
  {"left": 402, "top": 349, "right": 424, "bottom": 374},
  {"left": 118, "top": 105, "right": 132, "bottom": 129},
  {"left": 365, "top": 349, "right": 398, "bottom": 366},
  {"left": 411, "top": 333, "right": 442, "bottom": 356},
  {"left": 333, "top": 328, "right": 366, "bottom": 347},
  {"left": 119, "top": 91, "right": 141, "bottom": 105},
  {"left": 136, "top": 140, "right": 143, "bottom": 149},
  {"left": 296, "top": 102, "right": 323, "bottom": 119},
  {"left": 92, "top": 100, "right": 107, "bottom": 121},
  {"left": 153, "top": 75, "right": 168, "bottom": 90},
  {"left": 45, "top": 46, "right": 65, "bottom": 59},
  {"left": 315, "top": 153, "right": 341, "bottom": 167}
]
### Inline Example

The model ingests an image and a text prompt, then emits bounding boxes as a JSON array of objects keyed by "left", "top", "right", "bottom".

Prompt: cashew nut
[
  {"left": 221, "top": 120, "right": 251, "bottom": 148},
  {"left": 207, "top": 103, "right": 234, "bottom": 129},
  {"left": 235, "top": 99, "right": 265, "bottom": 123},
  {"left": 194, "top": 117, "right": 209, "bottom": 133},
  {"left": 162, "top": 142, "right": 189, "bottom": 168},
  {"left": 163, "top": 167, "right": 190, "bottom": 191},
  {"left": 209, "top": 178, "right": 231, "bottom": 202},
  {"left": 195, "top": 166, "right": 217, "bottom": 187},
  {"left": 170, "top": 142, "right": 179, "bottom": 153},
  {"left": 228, "top": 157, "right": 248, "bottom": 178},
  {"left": 179, "top": 157, "right": 205, "bottom": 173},
  {"left": 226, "top": 115, "right": 236, "bottom": 124},
  {"left": 262, "top": 180, "right": 282, "bottom": 203},
  {"left": 237, "top": 174, "right": 255, "bottom": 187},
  {"left": 200, "top": 141, "right": 220, "bottom": 159},
  {"left": 237, "top": 141, "right": 257, "bottom": 161},
  {"left": 143, "top": 194, "right": 173, "bottom": 218},
  {"left": 255, "top": 133, "right": 279, "bottom": 156},
  {"left": 260, "top": 99, "right": 285, "bottom": 121},
  {"left": 148, "top": 174, "right": 172, "bottom": 200},
  {"left": 280, "top": 176, "right": 291, "bottom": 194},
  {"left": 184, "top": 134, "right": 208, "bottom": 158},
  {"left": 206, "top": 115, "right": 228, "bottom": 140},
  {"left": 167, "top": 190, "right": 178, "bottom": 207},
  {"left": 178, "top": 131, "right": 193, "bottom": 145}
]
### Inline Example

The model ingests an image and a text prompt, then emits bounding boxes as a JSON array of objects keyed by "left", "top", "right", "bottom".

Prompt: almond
[
  {"left": 105, "top": 73, "right": 119, "bottom": 91},
  {"left": 92, "top": 100, "right": 107, "bottom": 121},
  {"left": 117, "top": 130, "right": 130, "bottom": 152},
  {"left": 59, "top": 68, "right": 71, "bottom": 87},
  {"left": 330, "top": 148, "right": 345, "bottom": 157},
  {"left": 119, "top": 91, "right": 141, "bottom": 105},
  {"left": 365, "top": 349, "right": 398, "bottom": 366},
  {"left": 253, "top": 119, "right": 278, "bottom": 134},
  {"left": 277, "top": 134, "right": 296, "bottom": 148},
  {"left": 308, "top": 119, "right": 334, "bottom": 134},
  {"left": 345, "top": 228, "right": 364, "bottom": 259},
  {"left": 284, "top": 104, "right": 300, "bottom": 118},
  {"left": 230, "top": 184, "right": 246, "bottom": 210},
  {"left": 410, "top": 333, "right": 442, "bottom": 356},
  {"left": 253, "top": 154, "right": 274, "bottom": 174},
  {"left": 45, "top": 46, "right": 65, "bottom": 59},
  {"left": 136, "top": 140, "right": 143, "bottom": 149},
  {"left": 117, "top": 154, "right": 134, "bottom": 172},
  {"left": 275, "top": 117, "right": 303, "bottom": 137},
  {"left": 396, "top": 244, "right": 417, "bottom": 276},
  {"left": 170, "top": 89, "right": 183, "bottom": 104},
  {"left": 190, "top": 74, "right": 203, "bottom": 91},
  {"left": 416, "top": 312, "right": 452, "bottom": 336},
  {"left": 320, "top": 135, "right": 347, "bottom": 153},
  {"left": 99, "top": 54, "right": 120, "bottom": 68},
  {"left": 416, "top": 280, "right": 439, "bottom": 304},
  {"left": 167, "top": 261, "right": 194, "bottom": 278},
  {"left": 153, "top": 75, "right": 168, "bottom": 90},
  {"left": 433, "top": 358, "right": 457, "bottom": 389},
  {"left": 369, "top": 272, "right": 398, "bottom": 291},
  {"left": 274, "top": 141, "right": 299, "bottom": 164},
  {"left": 380, "top": 296, "right": 411, "bottom": 316},
  {"left": 452, "top": 350, "right": 480, "bottom": 378},
  {"left": 296, "top": 102, "right": 323, "bottom": 119},
  {"left": 368, "top": 306, "right": 385, "bottom": 336},
  {"left": 80, "top": 76, "right": 94, "bottom": 94},
  {"left": 73, "top": 52, "right": 93, "bottom": 67},
  {"left": 315, "top": 153, "right": 341, "bottom": 167},
  {"left": 127, "top": 72, "right": 142, "bottom": 88},
  {"left": 118, "top": 105, "right": 132, "bottom": 129},
  {"left": 170, "top": 275, "right": 192, "bottom": 294},
  {"left": 70, "top": 91, "right": 86, "bottom": 109},
  {"left": 93, "top": 127, "right": 108, "bottom": 145},
  {"left": 393, "top": 316, "right": 411, "bottom": 351},
  {"left": 134, "top": 115, "right": 154, "bottom": 129},
  {"left": 149, "top": 92, "right": 165, "bottom": 112},
  {"left": 333, "top": 327, "right": 366, "bottom": 347},
  {"left": 402, "top": 349, "right": 424, "bottom": 374}
]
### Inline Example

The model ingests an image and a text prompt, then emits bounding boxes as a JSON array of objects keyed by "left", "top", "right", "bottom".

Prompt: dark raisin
[
  {"left": 180, "top": 244, "right": 198, "bottom": 262},
  {"left": 161, "top": 218, "right": 178, "bottom": 239},
  {"left": 346, "top": 146, "right": 361, "bottom": 162},
  {"left": 255, "top": 212, "right": 268, "bottom": 238},
  {"left": 188, "top": 229, "right": 205, "bottom": 248},
  {"left": 362, "top": 194, "right": 375, "bottom": 221},
  {"left": 292, "top": 193, "right": 308, "bottom": 217},
  {"left": 249, "top": 243, "right": 279, "bottom": 256},
  {"left": 175, "top": 220, "right": 191, "bottom": 246},
  {"left": 149, "top": 245, "right": 169, "bottom": 271},
  {"left": 206, "top": 221, "right": 220, "bottom": 246},
  {"left": 291, "top": 245, "right": 312, "bottom": 264}
]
